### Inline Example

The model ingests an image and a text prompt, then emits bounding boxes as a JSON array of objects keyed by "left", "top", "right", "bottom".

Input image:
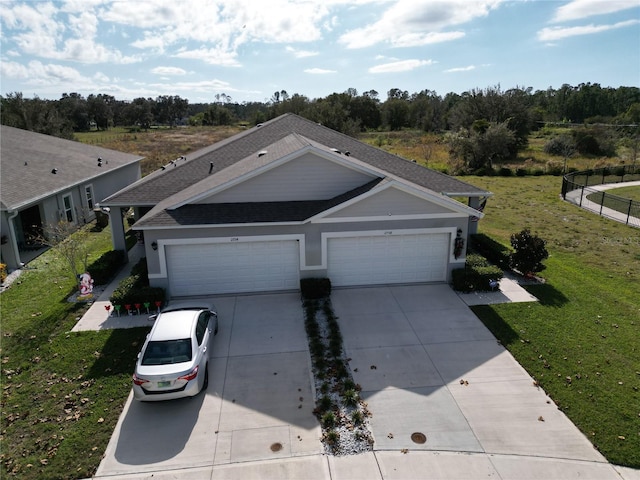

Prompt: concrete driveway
[
  {"left": 94, "top": 285, "right": 634, "bottom": 480},
  {"left": 95, "top": 292, "right": 322, "bottom": 478}
]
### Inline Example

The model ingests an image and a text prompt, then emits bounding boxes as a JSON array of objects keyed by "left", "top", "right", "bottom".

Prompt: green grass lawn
[
  {"left": 0, "top": 226, "right": 149, "bottom": 479},
  {"left": 602, "top": 185, "right": 640, "bottom": 202},
  {"left": 466, "top": 175, "right": 639, "bottom": 468}
]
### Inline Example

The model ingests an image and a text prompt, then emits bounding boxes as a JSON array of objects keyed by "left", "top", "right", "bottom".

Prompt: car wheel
[{"left": 202, "top": 363, "right": 209, "bottom": 391}]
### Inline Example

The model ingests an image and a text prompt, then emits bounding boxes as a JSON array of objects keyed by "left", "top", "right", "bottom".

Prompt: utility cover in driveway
[
  {"left": 167, "top": 240, "right": 299, "bottom": 296},
  {"left": 327, "top": 233, "right": 449, "bottom": 286}
]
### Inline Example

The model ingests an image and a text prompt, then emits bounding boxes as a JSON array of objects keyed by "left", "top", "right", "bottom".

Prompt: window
[
  {"left": 85, "top": 185, "right": 94, "bottom": 210},
  {"left": 195, "top": 312, "right": 209, "bottom": 345},
  {"left": 141, "top": 339, "right": 193, "bottom": 365},
  {"left": 62, "top": 194, "right": 74, "bottom": 222}
]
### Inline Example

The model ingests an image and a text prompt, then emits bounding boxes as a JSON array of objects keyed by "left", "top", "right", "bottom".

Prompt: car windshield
[{"left": 141, "top": 339, "right": 193, "bottom": 365}]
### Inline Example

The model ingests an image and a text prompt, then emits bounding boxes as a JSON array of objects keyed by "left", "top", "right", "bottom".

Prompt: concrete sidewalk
[
  {"left": 564, "top": 180, "right": 640, "bottom": 228},
  {"left": 71, "top": 244, "right": 154, "bottom": 332}
]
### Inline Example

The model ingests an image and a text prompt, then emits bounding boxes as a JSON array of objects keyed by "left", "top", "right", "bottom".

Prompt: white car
[{"left": 133, "top": 301, "right": 218, "bottom": 401}]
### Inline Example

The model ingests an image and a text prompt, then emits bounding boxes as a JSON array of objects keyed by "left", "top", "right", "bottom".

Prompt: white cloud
[
  {"left": 538, "top": 19, "right": 639, "bottom": 41},
  {"left": 0, "top": 59, "right": 86, "bottom": 86},
  {"left": 304, "top": 68, "right": 336, "bottom": 74},
  {"left": 369, "top": 59, "right": 433, "bottom": 74},
  {"left": 103, "top": 0, "right": 333, "bottom": 61},
  {"left": 173, "top": 47, "right": 241, "bottom": 67},
  {"left": 392, "top": 31, "right": 466, "bottom": 47},
  {"left": 551, "top": 0, "right": 639, "bottom": 23},
  {"left": 339, "top": 0, "right": 502, "bottom": 48},
  {"left": 2, "top": 1, "right": 140, "bottom": 64},
  {"left": 286, "top": 46, "right": 319, "bottom": 58},
  {"left": 444, "top": 65, "right": 476, "bottom": 73},
  {"left": 151, "top": 66, "right": 188, "bottom": 76}
]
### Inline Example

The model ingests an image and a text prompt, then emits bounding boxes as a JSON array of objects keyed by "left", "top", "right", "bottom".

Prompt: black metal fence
[{"left": 561, "top": 165, "right": 640, "bottom": 227}]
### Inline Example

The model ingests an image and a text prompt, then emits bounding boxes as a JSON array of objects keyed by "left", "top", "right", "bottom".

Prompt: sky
[{"left": 1, "top": 0, "right": 639, "bottom": 104}]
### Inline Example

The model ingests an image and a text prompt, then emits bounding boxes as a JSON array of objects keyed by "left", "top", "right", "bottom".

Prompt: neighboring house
[
  {"left": 0, "top": 125, "right": 143, "bottom": 271},
  {"left": 102, "top": 114, "right": 491, "bottom": 297}
]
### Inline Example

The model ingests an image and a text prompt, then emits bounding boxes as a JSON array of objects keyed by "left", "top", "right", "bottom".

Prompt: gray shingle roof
[
  {"left": 104, "top": 113, "right": 489, "bottom": 208},
  {"left": 1, "top": 126, "right": 143, "bottom": 210},
  {"left": 135, "top": 178, "right": 384, "bottom": 228}
]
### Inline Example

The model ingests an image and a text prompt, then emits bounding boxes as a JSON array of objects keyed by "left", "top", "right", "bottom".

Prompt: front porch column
[
  {"left": 108, "top": 207, "right": 129, "bottom": 262},
  {"left": 468, "top": 197, "right": 481, "bottom": 235}
]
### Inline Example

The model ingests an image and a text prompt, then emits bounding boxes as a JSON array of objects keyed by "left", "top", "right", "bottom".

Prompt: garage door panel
[
  {"left": 166, "top": 240, "right": 299, "bottom": 296},
  {"left": 328, "top": 233, "right": 449, "bottom": 287}
]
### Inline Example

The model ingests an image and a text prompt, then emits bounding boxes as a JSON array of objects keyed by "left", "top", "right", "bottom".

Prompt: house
[
  {"left": 102, "top": 114, "right": 491, "bottom": 297},
  {"left": 0, "top": 125, "right": 143, "bottom": 271}
]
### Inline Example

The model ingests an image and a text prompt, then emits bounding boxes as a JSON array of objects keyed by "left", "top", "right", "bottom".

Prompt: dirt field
[{"left": 77, "top": 126, "right": 244, "bottom": 176}]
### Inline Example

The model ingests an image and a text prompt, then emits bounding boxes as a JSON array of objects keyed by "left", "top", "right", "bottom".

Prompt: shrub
[
  {"left": 516, "top": 168, "right": 528, "bottom": 177},
  {"left": 470, "top": 234, "right": 512, "bottom": 269},
  {"left": 451, "top": 261, "right": 503, "bottom": 293},
  {"left": 546, "top": 160, "right": 565, "bottom": 175},
  {"left": 351, "top": 410, "right": 364, "bottom": 425},
  {"left": 316, "top": 395, "right": 334, "bottom": 415},
  {"left": 300, "top": 277, "right": 331, "bottom": 299},
  {"left": 321, "top": 411, "right": 337, "bottom": 428},
  {"left": 510, "top": 228, "right": 549, "bottom": 275},
  {"left": 325, "top": 429, "right": 340, "bottom": 446},
  {"left": 343, "top": 389, "right": 359, "bottom": 407},
  {"left": 87, "top": 250, "right": 125, "bottom": 285},
  {"left": 498, "top": 167, "right": 512, "bottom": 176},
  {"left": 543, "top": 134, "right": 575, "bottom": 156},
  {"left": 109, "top": 258, "right": 166, "bottom": 307},
  {"left": 0, "top": 263, "right": 6, "bottom": 284}
]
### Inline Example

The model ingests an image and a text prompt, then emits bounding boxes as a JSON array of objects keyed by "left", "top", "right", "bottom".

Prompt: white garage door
[
  {"left": 166, "top": 240, "right": 300, "bottom": 296},
  {"left": 327, "top": 233, "right": 449, "bottom": 287}
]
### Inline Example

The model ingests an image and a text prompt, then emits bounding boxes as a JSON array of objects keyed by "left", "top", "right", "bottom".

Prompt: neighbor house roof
[
  {"left": 0, "top": 125, "right": 143, "bottom": 210},
  {"left": 104, "top": 113, "right": 490, "bottom": 210}
]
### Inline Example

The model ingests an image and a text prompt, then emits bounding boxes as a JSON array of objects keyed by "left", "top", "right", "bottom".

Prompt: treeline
[
  {"left": 2, "top": 83, "right": 638, "bottom": 172},
  {"left": 2, "top": 83, "right": 638, "bottom": 136}
]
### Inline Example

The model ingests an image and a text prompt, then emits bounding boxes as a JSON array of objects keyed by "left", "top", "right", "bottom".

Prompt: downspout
[{"left": 6, "top": 209, "right": 22, "bottom": 269}]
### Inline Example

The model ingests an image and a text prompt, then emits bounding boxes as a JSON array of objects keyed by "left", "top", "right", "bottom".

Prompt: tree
[
  {"left": 510, "top": 228, "right": 548, "bottom": 275},
  {"left": 544, "top": 134, "right": 575, "bottom": 172},
  {"left": 87, "top": 94, "right": 114, "bottom": 130},
  {"left": 446, "top": 120, "right": 516, "bottom": 172},
  {"left": 58, "top": 93, "right": 90, "bottom": 131},
  {"left": 382, "top": 98, "right": 409, "bottom": 131},
  {"left": 123, "top": 98, "right": 154, "bottom": 129},
  {"left": 39, "top": 221, "right": 92, "bottom": 289}
]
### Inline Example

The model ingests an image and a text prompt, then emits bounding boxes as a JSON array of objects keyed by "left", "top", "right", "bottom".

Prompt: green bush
[
  {"left": 516, "top": 168, "right": 528, "bottom": 177},
  {"left": 510, "top": 228, "right": 549, "bottom": 275},
  {"left": 470, "top": 234, "right": 512, "bottom": 269},
  {"left": 498, "top": 167, "right": 513, "bottom": 176},
  {"left": 300, "top": 277, "right": 332, "bottom": 299},
  {"left": 87, "top": 250, "right": 125, "bottom": 285},
  {"left": 108, "top": 258, "right": 166, "bottom": 307},
  {"left": 451, "top": 260, "right": 503, "bottom": 293},
  {"left": 465, "top": 253, "right": 489, "bottom": 268}
]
